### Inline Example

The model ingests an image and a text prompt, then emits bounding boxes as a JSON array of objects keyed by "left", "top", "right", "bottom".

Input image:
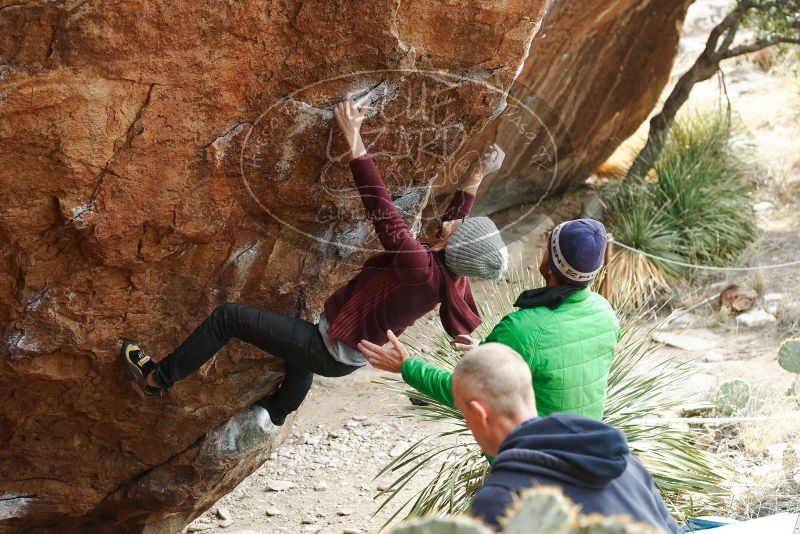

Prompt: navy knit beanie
[{"left": 547, "top": 219, "right": 607, "bottom": 287}]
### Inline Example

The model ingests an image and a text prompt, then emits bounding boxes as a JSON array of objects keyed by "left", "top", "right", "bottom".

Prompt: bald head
[{"left": 452, "top": 343, "right": 536, "bottom": 419}]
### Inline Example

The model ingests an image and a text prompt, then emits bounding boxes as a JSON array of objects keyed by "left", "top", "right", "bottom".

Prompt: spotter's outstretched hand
[{"left": 358, "top": 330, "right": 409, "bottom": 374}]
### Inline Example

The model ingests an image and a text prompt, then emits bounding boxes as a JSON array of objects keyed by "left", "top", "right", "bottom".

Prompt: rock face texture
[
  {"left": 424, "top": 0, "right": 692, "bottom": 220},
  {"left": 0, "top": 0, "right": 547, "bottom": 532}
]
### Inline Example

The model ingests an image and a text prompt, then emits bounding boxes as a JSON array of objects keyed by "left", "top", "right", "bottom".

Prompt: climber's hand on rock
[
  {"left": 462, "top": 144, "right": 505, "bottom": 194},
  {"left": 334, "top": 99, "right": 368, "bottom": 160},
  {"left": 334, "top": 99, "right": 367, "bottom": 133},
  {"left": 358, "top": 330, "right": 409, "bottom": 374},
  {"left": 478, "top": 143, "right": 505, "bottom": 176},
  {"left": 449, "top": 334, "right": 480, "bottom": 352}
]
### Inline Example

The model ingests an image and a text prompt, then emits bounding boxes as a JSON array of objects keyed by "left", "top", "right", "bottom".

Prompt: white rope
[
  {"left": 610, "top": 240, "right": 800, "bottom": 272},
  {"left": 642, "top": 414, "right": 800, "bottom": 425}
]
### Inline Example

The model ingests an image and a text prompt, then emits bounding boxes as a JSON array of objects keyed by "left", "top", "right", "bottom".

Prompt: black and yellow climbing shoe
[{"left": 120, "top": 340, "right": 161, "bottom": 395}]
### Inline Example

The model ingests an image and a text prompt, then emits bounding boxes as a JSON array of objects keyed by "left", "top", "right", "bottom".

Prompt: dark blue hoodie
[{"left": 471, "top": 414, "right": 683, "bottom": 533}]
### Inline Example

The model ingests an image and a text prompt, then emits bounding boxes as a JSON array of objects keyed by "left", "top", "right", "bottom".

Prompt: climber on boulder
[{"left": 121, "top": 99, "right": 509, "bottom": 426}]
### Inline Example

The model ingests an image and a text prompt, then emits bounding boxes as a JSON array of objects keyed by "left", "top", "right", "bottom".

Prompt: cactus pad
[
  {"left": 389, "top": 517, "right": 492, "bottom": 534},
  {"left": 715, "top": 379, "right": 750, "bottom": 416},
  {"left": 778, "top": 338, "right": 800, "bottom": 373},
  {"left": 500, "top": 486, "right": 575, "bottom": 534},
  {"left": 578, "top": 514, "right": 661, "bottom": 533}
]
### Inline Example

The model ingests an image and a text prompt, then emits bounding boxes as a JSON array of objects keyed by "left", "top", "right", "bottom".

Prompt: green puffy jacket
[{"left": 401, "top": 287, "right": 620, "bottom": 419}]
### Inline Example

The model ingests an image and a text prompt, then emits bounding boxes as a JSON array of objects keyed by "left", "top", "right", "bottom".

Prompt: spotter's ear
[{"left": 468, "top": 399, "right": 490, "bottom": 424}]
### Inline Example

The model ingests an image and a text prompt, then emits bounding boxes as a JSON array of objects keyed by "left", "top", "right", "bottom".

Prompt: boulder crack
[{"left": 72, "top": 83, "right": 156, "bottom": 221}]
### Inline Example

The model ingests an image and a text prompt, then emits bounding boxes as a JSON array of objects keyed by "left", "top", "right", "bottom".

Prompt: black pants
[{"left": 153, "top": 302, "right": 360, "bottom": 421}]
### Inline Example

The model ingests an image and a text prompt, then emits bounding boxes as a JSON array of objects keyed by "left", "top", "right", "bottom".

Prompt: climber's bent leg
[
  {"left": 255, "top": 340, "right": 360, "bottom": 425},
  {"left": 152, "top": 302, "right": 319, "bottom": 387},
  {"left": 151, "top": 302, "right": 360, "bottom": 420},
  {"left": 255, "top": 363, "right": 313, "bottom": 425}
]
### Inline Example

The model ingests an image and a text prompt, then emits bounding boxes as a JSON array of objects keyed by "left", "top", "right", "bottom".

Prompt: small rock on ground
[
  {"left": 736, "top": 308, "right": 777, "bottom": 327},
  {"left": 653, "top": 330, "right": 720, "bottom": 351},
  {"left": 266, "top": 479, "right": 296, "bottom": 491}
]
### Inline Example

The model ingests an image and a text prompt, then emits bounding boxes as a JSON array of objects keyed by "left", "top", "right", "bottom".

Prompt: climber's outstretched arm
[
  {"left": 439, "top": 144, "right": 505, "bottom": 223},
  {"left": 334, "top": 100, "right": 432, "bottom": 282}
]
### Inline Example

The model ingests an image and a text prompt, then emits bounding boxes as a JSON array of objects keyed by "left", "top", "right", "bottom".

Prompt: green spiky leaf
[{"left": 602, "top": 110, "right": 757, "bottom": 305}]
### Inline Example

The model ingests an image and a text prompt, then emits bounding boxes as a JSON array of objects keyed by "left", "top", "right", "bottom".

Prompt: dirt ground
[{"left": 183, "top": 2, "right": 800, "bottom": 532}]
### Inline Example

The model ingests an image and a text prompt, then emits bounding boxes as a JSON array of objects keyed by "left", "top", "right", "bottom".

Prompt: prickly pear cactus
[
  {"left": 778, "top": 338, "right": 800, "bottom": 374},
  {"left": 389, "top": 517, "right": 492, "bottom": 534},
  {"left": 793, "top": 376, "right": 800, "bottom": 403},
  {"left": 578, "top": 515, "right": 661, "bottom": 533},
  {"left": 500, "top": 487, "right": 575, "bottom": 534},
  {"left": 715, "top": 379, "right": 751, "bottom": 416},
  {"left": 389, "top": 487, "right": 662, "bottom": 534}
]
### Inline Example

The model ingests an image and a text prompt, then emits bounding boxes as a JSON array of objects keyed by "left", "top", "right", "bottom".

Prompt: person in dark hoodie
[
  {"left": 120, "top": 99, "right": 509, "bottom": 426},
  {"left": 451, "top": 343, "right": 683, "bottom": 533}
]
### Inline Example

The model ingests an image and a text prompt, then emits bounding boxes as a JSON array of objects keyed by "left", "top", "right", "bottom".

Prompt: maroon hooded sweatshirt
[{"left": 324, "top": 154, "right": 482, "bottom": 351}]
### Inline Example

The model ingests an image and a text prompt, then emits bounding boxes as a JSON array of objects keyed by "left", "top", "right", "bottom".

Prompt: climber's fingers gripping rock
[
  {"left": 334, "top": 99, "right": 368, "bottom": 160},
  {"left": 478, "top": 143, "right": 505, "bottom": 176}
]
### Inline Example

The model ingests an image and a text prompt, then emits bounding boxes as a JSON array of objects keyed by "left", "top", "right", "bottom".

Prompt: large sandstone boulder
[
  {"left": 0, "top": 0, "right": 546, "bottom": 532},
  {"left": 425, "top": 0, "right": 692, "bottom": 219}
]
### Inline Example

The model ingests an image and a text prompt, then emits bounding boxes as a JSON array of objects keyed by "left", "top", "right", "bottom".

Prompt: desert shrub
[{"left": 602, "top": 111, "right": 757, "bottom": 306}]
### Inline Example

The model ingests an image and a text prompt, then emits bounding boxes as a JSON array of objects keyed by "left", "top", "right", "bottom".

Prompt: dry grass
[
  {"left": 699, "top": 382, "right": 800, "bottom": 519},
  {"left": 749, "top": 47, "right": 779, "bottom": 72},
  {"left": 738, "top": 388, "right": 797, "bottom": 454},
  {"left": 606, "top": 248, "right": 673, "bottom": 309}
]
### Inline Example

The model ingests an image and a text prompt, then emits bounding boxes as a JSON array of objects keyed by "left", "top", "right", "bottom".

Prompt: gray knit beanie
[{"left": 444, "top": 217, "right": 509, "bottom": 280}]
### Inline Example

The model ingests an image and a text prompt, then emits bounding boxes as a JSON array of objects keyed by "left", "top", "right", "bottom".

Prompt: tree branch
[
  {"left": 749, "top": 0, "right": 800, "bottom": 13},
  {"left": 720, "top": 37, "right": 800, "bottom": 58},
  {"left": 718, "top": 18, "right": 741, "bottom": 52},
  {"left": 702, "top": 1, "right": 748, "bottom": 56}
]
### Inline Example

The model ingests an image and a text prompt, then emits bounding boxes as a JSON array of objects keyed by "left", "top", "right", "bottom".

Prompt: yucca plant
[
  {"left": 602, "top": 110, "right": 757, "bottom": 306},
  {"left": 374, "top": 263, "right": 730, "bottom": 526}
]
